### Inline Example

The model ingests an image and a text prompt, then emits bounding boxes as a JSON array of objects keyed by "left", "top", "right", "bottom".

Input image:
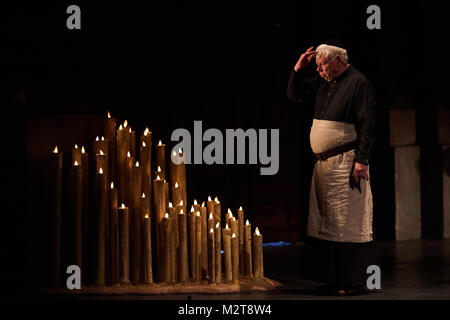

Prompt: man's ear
[{"left": 335, "top": 55, "right": 342, "bottom": 63}]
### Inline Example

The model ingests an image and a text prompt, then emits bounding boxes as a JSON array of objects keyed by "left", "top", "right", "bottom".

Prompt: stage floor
[{"left": 40, "top": 239, "right": 450, "bottom": 300}]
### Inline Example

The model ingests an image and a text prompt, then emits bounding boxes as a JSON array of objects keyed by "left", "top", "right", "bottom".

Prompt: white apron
[{"left": 307, "top": 119, "right": 373, "bottom": 243}]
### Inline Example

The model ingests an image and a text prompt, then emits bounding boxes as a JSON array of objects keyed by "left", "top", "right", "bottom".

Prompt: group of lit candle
[{"left": 49, "top": 111, "right": 264, "bottom": 288}]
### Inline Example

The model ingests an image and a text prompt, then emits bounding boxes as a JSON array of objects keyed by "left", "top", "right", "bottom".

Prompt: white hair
[{"left": 316, "top": 44, "right": 349, "bottom": 65}]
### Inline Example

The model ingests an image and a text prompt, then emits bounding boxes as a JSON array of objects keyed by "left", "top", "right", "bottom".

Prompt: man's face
[{"left": 316, "top": 55, "right": 337, "bottom": 82}]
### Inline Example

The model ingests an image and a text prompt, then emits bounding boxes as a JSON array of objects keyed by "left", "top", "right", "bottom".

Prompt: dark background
[{"left": 1, "top": 0, "right": 448, "bottom": 296}]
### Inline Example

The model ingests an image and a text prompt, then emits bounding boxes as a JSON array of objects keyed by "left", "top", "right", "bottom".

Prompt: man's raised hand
[{"left": 294, "top": 46, "right": 316, "bottom": 72}]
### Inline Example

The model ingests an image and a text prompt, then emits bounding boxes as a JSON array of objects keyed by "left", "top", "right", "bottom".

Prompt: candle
[
  {"left": 207, "top": 212, "right": 215, "bottom": 237},
  {"left": 162, "top": 214, "right": 171, "bottom": 283},
  {"left": 208, "top": 228, "right": 215, "bottom": 283},
  {"left": 96, "top": 167, "right": 107, "bottom": 285},
  {"left": 222, "top": 227, "right": 232, "bottom": 283},
  {"left": 215, "top": 222, "right": 222, "bottom": 283},
  {"left": 244, "top": 220, "right": 253, "bottom": 279},
  {"left": 95, "top": 149, "right": 109, "bottom": 194},
  {"left": 80, "top": 146, "right": 90, "bottom": 279},
  {"left": 143, "top": 213, "right": 153, "bottom": 284},
  {"left": 178, "top": 209, "right": 188, "bottom": 282},
  {"left": 170, "top": 149, "right": 187, "bottom": 218},
  {"left": 231, "top": 233, "right": 239, "bottom": 285},
  {"left": 71, "top": 144, "right": 82, "bottom": 165},
  {"left": 139, "top": 129, "right": 152, "bottom": 213},
  {"left": 118, "top": 203, "right": 130, "bottom": 284},
  {"left": 171, "top": 182, "right": 182, "bottom": 209},
  {"left": 188, "top": 209, "right": 197, "bottom": 281},
  {"left": 50, "top": 146, "right": 62, "bottom": 287},
  {"left": 214, "top": 197, "right": 221, "bottom": 225},
  {"left": 168, "top": 206, "right": 177, "bottom": 282},
  {"left": 109, "top": 182, "right": 119, "bottom": 284},
  {"left": 206, "top": 196, "right": 215, "bottom": 223},
  {"left": 128, "top": 126, "right": 136, "bottom": 159},
  {"left": 167, "top": 202, "right": 179, "bottom": 247},
  {"left": 116, "top": 124, "right": 129, "bottom": 204},
  {"left": 253, "top": 227, "right": 263, "bottom": 279},
  {"left": 200, "top": 202, "right": 208, "bottom": 279},
  {"left": 237, "top": 206, "right": 245, "bottom": 275},
  {"left": 195, "top": 211, "right": 202, "bottom": 281},
  {"left": 130, "top": 161, "right": 142, "bottom": 284},
  {"left": 124, "top": 151, "right": 133, "bottom": 210},
  {"left": 105, "top": 111, "right": 117, "bottom": 186},
  {"left": 230, "top": 217, "right": 239, "bottom": 244},
  {"left": 70, "top": 160, "right": 83, "bottom": 277},
  {"left": 226, "top": 209, "right": 233, "bottom": 232},
  {"left": 141, "top": 192, "right": 150, "bottom": 283},
  {"left": 152, "top": 175, "right": 166, "bottom": 281},
  {"left": 155, "top": 140, "right": 166, "bottom": 180}
]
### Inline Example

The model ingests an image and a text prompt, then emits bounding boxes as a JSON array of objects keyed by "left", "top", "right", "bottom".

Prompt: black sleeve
[
  {"left": 286, "top": 69, "right": 320, "bottom": 104},
  {"left": 354, "top": 80, "right": 376, "bottom": 165}
]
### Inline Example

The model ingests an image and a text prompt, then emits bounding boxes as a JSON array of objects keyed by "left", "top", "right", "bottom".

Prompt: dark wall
[{"left": 2, "top": 0, "right": 449, "bottom": 295}]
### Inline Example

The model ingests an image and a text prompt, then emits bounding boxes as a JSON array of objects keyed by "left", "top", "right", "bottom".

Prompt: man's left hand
[{"left": 352, "top": 162, "right": 369, "bottom": 189}]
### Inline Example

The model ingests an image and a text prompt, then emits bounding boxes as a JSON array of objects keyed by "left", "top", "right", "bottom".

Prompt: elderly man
[{"left": 287, "top": 41, "right": 376, "bottom": 296}]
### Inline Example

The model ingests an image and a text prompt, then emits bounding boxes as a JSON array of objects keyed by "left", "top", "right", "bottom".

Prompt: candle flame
[
  {"left": 124, "top": 120, "right": 128, "bottom": 128},
  {"left": 74, "top": 144, "right": 78, "bottom": 148},
  {"left": 74, "top": 161, "right": 79, "bottom": 166},
  {"left": 119, "top": 124, "right": 123, "bottom": 130},
  {"left": 144, "top": 213, "right": 149, "bottom": 219},
  {"left": 142, "top": 192, "right": 145, "bottom": 198},
  {"left": 197, "top": 211, "right": 200, "bottom": 217},
  {"left": 53, "top": 146, "right": 58, "bottom": 153},
  {"left": 227, "top": 208, "right": 232, "bottom": 214},
  {"left": 214, "top": 196, "right": 219, "bottom": 202},
  {"left": 101, "top": 136, "right": 105, "bottom": 141},
  {"left": 179, "top": 200, "right": 183, "bottom": 206},
  {"left": 99, "top": 168, "right": 103, "bottom": 174},
  {"left": 100, "top": 150, "right": 104, "bottom": 155},
  {"left": 127, "top": 151, "right": 131, "bottom": 157},
  {"left": 95, "top": 136, "right": 99, "bottom": 141},
  {"left": 135, "top": 161, "right": 139, "bottom": 167},
  {"left": 156, "top": 175, "right": 161, "bottom": 180},
  {"left": 179, "top": 209, "right": 184, "bottom": 214},
  {"left": 111, "top": 181, "right": 114, "bottom": 189},
  {"left": 201, "top": 201, "right": 205, "bottom": 207},
  {"left": 255, "top": 227, "right": 261, "bottom": 236},
  {"left": 142, "top": 141, "right": 146, "bottom": 147},
  {"left": 168, "top": 202, "right": 173, "bottom": 208},
  {"left": 144, "top": 127, "right": 149, "bottom": 135},
  {"left": 208, "top": 196, "right": 212, "bottom": 201},
  {"left": 81, "top": 146, "right": 85, "bottom": 154},
  {"left": 246, "top": 219, "right": 250, "bottom": 226},
  {"left": 232, "top": 233, "right": 236, "bottom": 238},
  {"left": 194, "top": 199, "right": 198, "bottom": 205},
  {"left": 157, "top": 166, "right": 161, "bottom": 172},
  {"left": 172, "top": 150, "right": 177, "bottom": 157},
  {"left": 239, "top": 206, "right": 243, "bottom": 211},
  {"left": 107, "top": 111, "right": 111, "bottom": 118},
  {"left": 158, "top": 140, "right": 162, "bottom": 146},
  {"left": 215, "top": 222, "right": 219, "bottom": 228},
  {"left": 190, "top": 206, "right": 194, "bottom": 212},
  {"left": 178, "top": 147, "right": 182, "bottom": 154},
  {"left": 232, "top": 216, "right": 236, "bottom": 221},
  {"left": 175, "top": 182, "right": 179, "bottom": 188},
  {"left": 164, "top": 213, "right": 169, "bottom": 219},
  {"left": 128, "top": 128, "right": 132, "bottom": 133},
  {"left": 209, "top": 213, "right": 214, "bottom": 219},
  {"left": 121, "top": 203, "right": 125, "bottom": 209},
  {"left": 210, "top": 228, "right": 214, "bottom": 233},
  {"left": 225, "top": 223, "right": 229, "bottom": 229}
]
